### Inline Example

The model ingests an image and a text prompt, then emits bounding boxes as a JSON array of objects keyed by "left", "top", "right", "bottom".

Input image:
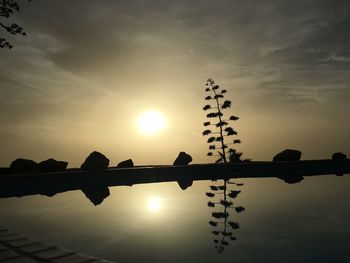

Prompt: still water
[{"left": 1, "top": 175, "right": 350, "bottom": 263}]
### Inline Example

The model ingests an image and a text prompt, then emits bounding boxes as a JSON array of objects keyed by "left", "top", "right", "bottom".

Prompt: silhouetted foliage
[
  {"left": 203, "top": 105, "right": 211, "bottom": 111},
  {"left": 208, "top": 201, "right": 215, "bottom": 207},
  {"left": 206, "top": 179, "right": 245, "bottom": 253},
  {"left": 202, "top": 129, "right": 211, "bottom": 136},
  {"left": 0, "top": 0, "right": 31, "bottom": 49},
  {"left": 206, "top": 192, "right": 215, "bottom": 197},
  {"left": 228, "top": 221, "right": 240, "bottom": 229},
  {"left": 235, "top": 206, "right": 245, "bottom": 213},
  {"left": 228, "top": 190, "right": 241, "bottom": 199},
  {"left": 202, "top": 78, "right": 243, "bottom": 163},
  {"left": 209, "top": 221, "right": 218, "bottom": 227}
]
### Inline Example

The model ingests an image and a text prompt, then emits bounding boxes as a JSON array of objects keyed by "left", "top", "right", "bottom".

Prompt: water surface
[{"left": 1, "top": 174, "right": 349, "bottom": 262}]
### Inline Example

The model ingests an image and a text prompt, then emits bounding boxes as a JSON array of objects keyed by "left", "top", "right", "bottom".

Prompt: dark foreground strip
[
  {"left": 0, "top": 229, "right": 115, "bottom": 262},
  {"left": 1, "top": 159, "right": 349, "bottom": 199}
]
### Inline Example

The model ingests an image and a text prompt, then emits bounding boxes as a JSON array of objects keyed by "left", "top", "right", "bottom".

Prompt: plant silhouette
[
  {"left": 0, "top": 0, "right": 31, "bottom": 49},
  {"left": 202, "top": 78, "right": 242, "bottom": 163},
  {"left": 206, "top": 180, "right": 245, "bottom": 253},
  {"left": 203, "top": 78, "right": 246, "bottom": 253}
]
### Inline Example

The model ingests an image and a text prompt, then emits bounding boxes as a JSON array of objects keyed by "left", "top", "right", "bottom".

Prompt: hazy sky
[{"left": 0, "top": 0, "right": 349, "bottom": 167}]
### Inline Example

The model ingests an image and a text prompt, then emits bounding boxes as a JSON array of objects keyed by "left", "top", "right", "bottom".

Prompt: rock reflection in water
[
  {"left": 206, "top": 179, "right": 245, "bottom": 253},
  {"left": 81, "top": 184, "right": 110, "bottom": 206}
]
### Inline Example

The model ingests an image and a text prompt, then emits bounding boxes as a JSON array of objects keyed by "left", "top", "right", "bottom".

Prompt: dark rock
[
  {"left": 177, "top": 177, "right": 193, "bottom": 190},
  {"left": 10, "top": 158, "right": 38, "bottom": 173},
  {"left": 273, "top": 149, "right": 302, "bottom": 162},
  {"left": 332, "top": 152, "right": 347, "bottom": 176},
  {"left": 117, "top": 159, "right": 134, "bottom": 168},
  {"left": 332, "top": 152, "right": 347, "bottom": 160},
  {"left": 81, "top": 184, "right": 110, "bottom": 206},
  {"left": 173, "top": 151, "right": 193, "bottom": 165},
  {"left": 277, "top": 175, "right": 304, "bottom": 184},
  {"left": 0, "top": 168, "right": 10, "bottom": 175},
  {"left": 81, "top": 151, "right": 109, "bottom": 170},
  {"left": 173, "top": 152, "right": 193, "bottom": 190},
  {"left": 38, "top": 158, "right": 68, "bottom": 172}
]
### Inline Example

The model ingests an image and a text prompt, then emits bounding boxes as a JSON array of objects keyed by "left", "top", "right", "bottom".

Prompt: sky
[{"left": 0, "top": 0, "right": 349, "bottom": 167}]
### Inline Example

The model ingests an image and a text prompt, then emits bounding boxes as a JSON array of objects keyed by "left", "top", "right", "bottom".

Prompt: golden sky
[{"left": 0, "top": 0, "right": 349, "bottom": 167}]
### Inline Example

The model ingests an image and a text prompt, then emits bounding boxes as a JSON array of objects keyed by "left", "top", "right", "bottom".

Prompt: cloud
[{"left": 1, "top": 0, "right": 350, "bottom": 163}]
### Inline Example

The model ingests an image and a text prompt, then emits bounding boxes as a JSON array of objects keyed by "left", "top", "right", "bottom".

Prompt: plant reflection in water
[{"left": 206, "top": 178, "right": 245, "bottom": 253}]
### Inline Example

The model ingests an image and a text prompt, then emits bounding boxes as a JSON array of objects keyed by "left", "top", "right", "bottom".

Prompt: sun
[
  {"left": 148, "top": 197, "right": 161, "bottom": 212},
  {"left": 137, "top": 111, "right": 166, "bottom": 134}
]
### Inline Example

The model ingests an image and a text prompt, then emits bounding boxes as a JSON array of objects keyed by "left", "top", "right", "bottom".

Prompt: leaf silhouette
[
  {"left": 208, "top": 201, "right": 215, "bottom": 207},
  {"left": 215, "top": 157, "right": 223, "bottom": 163},
  {"left": 221, "top": 100, "right": 231, "bottom": 109},
  {"left": 209, "top": 145, "right": 216, "bottom": 150},
  {"left": 212, "top": 231, "right": 220, "bottom": 235},
  {"left": 228, "top": 222, "right": 240, "bottom": 229},
  {"left": 213, "top": 85, "right": 219, "bottom": 90},
  {"left": 206, "top": 192, "right": 215, "bottom": 197},
  {"left": 203, "top": 121, "right": 211, "bottom": 126},
  {"left": 207, "top": 137, "right": 216, "bottom": 143},
  {"left": 209, "top": 221, "right": 218, "bottom": 226},
  {"left": 221, "top": 89, "right": 227, "bottom": 94},
  {"left": 235, "top": 206, "right": 245, "bottom": 213},
  {"left": 207, "top": 112, "right": 217, "bottom": 118},
  {"left": 205, "top": 96, "right": 212, "bottom": 100},
  {"left": 210, "top": 185, "right": 219, "bottom": 191},
  {"left": 225, "top": 127, "right": 237, "bottom": 136},
  {"left": 212, "top": 212, "right": 229, "bottom": 219},
  {"left": 216, "top": 121, "right": 228, "bottom": 127},
  {"left": 233, "top": 139, "right": 241, "bottom": 144},
  {"left": 202, "top": 129, "right": 212, "bottom": 136},
  {"left": 220, "top": 200, "right": 233, "bottom": 207},
  {"left": 228, "top": 190, "right": 241, "bottom": 198},
  {"left": 214, "top": 94, "right": 224, "bottom": 99},
  {"left": 230, "top": 116, "right": 239, "bottom": 121},
  {"left": 203, "top": 105, "right": 211, "bottom": 110}
]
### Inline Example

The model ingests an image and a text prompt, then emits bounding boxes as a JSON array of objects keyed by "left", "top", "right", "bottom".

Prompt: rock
[
  {"left": 38, "top": 158, "right": 68, "bottom": 172},
  {"left": 0, "top": 168, "right": 10, "bottom": 175},
  {"left": 177, "top": 177, "right": 193, "bottom": 190},
  {"left": 10, "top": 158, "right": 38, "bottom": 173},
  {"left": 173, "top": 152, "right": 193, "bottom": 190},
  {"left": 277, "top": 175, "right": 304, "bottom": 184},
  {"left": 81, "top": 184, "right": 110, "bottom": 206},
  {"left": 173, "top": 152, "right": 193, "bottom": 165},
  {"left": 273, "top": 149, "right": 302, "bottom": 162},
  {"left": 332, "top": 152, "right": 347, "bottom": 160},
  {"left": 81, "top": 151, "right": 109, "bottom": 170},
  {"left": 117, "top": 159, "right": 134, "bottom": 168}
]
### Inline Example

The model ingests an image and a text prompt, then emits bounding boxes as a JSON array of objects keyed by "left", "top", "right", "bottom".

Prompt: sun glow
[
  {"left": 137, "top": 111, "right": 166, "bottom": 134},
  {"left": 148, "top": 197, "right": 162, "bottom": 212}
]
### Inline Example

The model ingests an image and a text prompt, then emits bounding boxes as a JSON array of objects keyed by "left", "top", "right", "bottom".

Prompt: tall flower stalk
[
  {"left": 202, "top": 78, "right": 242, "bottom": 163},
  {"left": 203, "top": 78, "right": 245, "bottom": 253},
  {"left": 206, "top": 180, "right": 245, "bottom": 253}
]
